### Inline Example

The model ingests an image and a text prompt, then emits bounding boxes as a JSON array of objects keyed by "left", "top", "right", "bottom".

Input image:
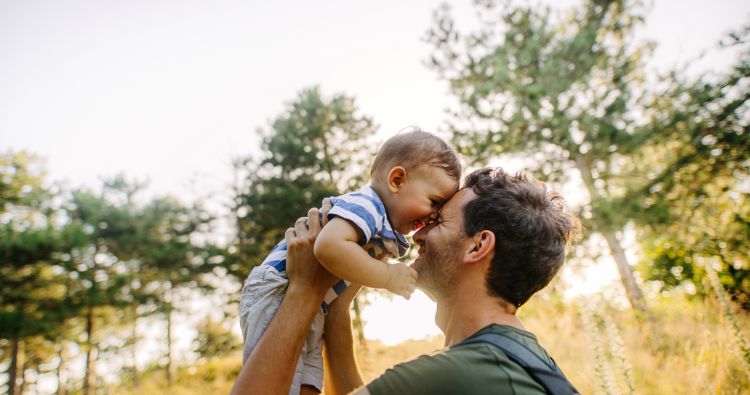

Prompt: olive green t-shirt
[{"left": 368, "top": 324, "right": 550, "bottom": 395}]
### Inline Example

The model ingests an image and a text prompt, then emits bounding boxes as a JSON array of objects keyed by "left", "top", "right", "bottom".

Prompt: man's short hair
[
  {"left": 462, "top": 168, "right": 581, "bottom": 307},
  {"left": 370, "top": 129, "right": 461, "bottom": 183}
]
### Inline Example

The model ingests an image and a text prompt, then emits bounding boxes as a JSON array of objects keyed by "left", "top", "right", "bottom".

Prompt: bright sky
[{"left": 2, "top": 0, "right": 749, "bottom": 359}]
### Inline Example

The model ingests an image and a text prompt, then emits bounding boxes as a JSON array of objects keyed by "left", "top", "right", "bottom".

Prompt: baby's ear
[{"left": 387, "top": 166, "right": 407, "bottom": 193}]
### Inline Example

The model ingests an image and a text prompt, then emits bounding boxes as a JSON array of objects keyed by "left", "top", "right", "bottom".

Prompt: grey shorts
[{"left": 239, "top": 264, "right": 325, "bottom": 395}]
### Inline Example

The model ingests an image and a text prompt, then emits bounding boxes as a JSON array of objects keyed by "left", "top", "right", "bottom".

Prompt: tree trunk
[
  {"left": 602, "top": 230, "right": 651, "bottom": 315},
  {"left": 59, "top": 279, "right": 71, "bottom": 395},
  {"left": 574, "top": 156, "right": 650, "bottom": 315},
  {"left": 8, "top": 336, "right": 19, "bottom": 395},
  {"left": 56, "top": 343, "right": 66, "bottom": 395},
  {"left": 321, "top": 138, "right": 336, "bottom": 187},
  {"left": 351, "top": 297, "right": 367, "bottom": 350},
  {"left": 18, "top": 342, "right": 26, "bottom": 395},
  {"left": 131, "top": 305, "right": 139, "bottom": 388},
  {"left": 166, "top": 303, "right": 173, "bottom": 387},
  {"left": 83, "top": 304, "right": 95, "bottom": 395}
]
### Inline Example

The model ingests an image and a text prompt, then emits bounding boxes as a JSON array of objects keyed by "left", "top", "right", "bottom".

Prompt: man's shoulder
[
  {"left": 476, "top": 324, "right": 555, "bottom": 365},
  {"left": 367, "top": 326, "right": 548, "bottom": 395},
  {"left": 366, "top": 346, "right": 488, "bottom": 394}
]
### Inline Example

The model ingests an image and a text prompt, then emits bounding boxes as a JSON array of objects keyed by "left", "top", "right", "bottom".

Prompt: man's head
[
  {"left": 413, "top": 167, "right": 580, "bottom": 308},
  {"left": 370, "top": 129, "right": 462, "bottom": 234}
]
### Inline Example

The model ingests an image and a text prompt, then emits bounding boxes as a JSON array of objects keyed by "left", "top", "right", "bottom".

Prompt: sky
[
  {"left": 3, "top": 0, "right": 748, "bottom": 203},
  {"left": 2, "top": 0, "right": 749, "bottom": 364}
]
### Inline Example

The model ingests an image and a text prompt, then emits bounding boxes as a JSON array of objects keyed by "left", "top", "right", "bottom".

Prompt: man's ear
[
  {"left": 387, "top": 167, "right": 407, "bottom": 193},
  {"left": 464, "top": 230, "right": 495, "bottom": 265}
]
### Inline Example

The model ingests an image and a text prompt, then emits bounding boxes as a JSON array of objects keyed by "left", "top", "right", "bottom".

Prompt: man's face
[{"left": 411, "top": 188, "right": 475, "bottom": 300}]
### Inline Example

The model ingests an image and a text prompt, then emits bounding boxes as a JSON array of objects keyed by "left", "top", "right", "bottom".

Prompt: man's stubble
[{"left": 415, "top": 230, "right": 464, "bottom": 300}]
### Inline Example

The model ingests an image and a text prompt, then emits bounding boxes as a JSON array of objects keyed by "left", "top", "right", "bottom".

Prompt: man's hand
[
  {"left": 385, "top": 263, "right": 418, "bottom": 299},
  {"left": 285, "top": 205, "right": 338, "bottom": 298}
]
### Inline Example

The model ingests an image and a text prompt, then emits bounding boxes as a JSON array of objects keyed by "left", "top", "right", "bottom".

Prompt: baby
[{"left": 239, "top": 129, "right": 461, "bottom": 394}]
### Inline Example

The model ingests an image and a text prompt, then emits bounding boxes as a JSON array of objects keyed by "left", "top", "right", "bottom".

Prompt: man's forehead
[{"left": 440, "top": 188, "right": 475, "bottom": 216}]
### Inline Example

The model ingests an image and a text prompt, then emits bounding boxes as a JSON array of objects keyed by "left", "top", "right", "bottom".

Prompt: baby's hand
[{"left": 385, "top": 263, "right": 418, "bottom": 299}]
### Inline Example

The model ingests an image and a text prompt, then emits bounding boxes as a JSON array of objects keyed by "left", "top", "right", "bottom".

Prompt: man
[{"left": 232, "top": 167, "right": 581, "bottom": 395}]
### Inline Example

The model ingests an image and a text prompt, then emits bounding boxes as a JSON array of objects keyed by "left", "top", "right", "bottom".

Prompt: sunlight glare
[{"left": 361, "top": 290, "right": 441, "bottom": 346}]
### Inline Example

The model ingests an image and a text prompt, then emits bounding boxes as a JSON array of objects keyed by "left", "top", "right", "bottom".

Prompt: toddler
[{"left": 239, "top": 130, "right": 461, "bottom": 394}]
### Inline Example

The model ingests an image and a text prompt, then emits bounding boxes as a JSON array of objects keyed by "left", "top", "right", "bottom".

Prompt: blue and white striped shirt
[{"left": 261, "top": 185, "right": 409, "bottom": 312}]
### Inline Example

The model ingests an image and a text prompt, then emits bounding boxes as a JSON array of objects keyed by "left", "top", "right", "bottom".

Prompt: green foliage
[
  {"left": 0, "top": 151, "right": 68, "bottom": 395},
  {"left": 0, "top": 152, "right": 62, "bottom": 338},
  {"left": 193, "top": 318, "right": 241, "bottom": 361},
  {"left": 0, "top": 150, "right": 49, "bottom": 212},
  {"left": 633, "top": 26, "right": 750, "bottom": 308},
  {"left": 230, "top": 86, "right": 377, "bottom": 281},
  {"left": 426, "top": 0, "right": 654, "bottom": 312},
  {"left": 427, "top": 0, "right": 651, "bottom": 201},
  {"left": 0, "top": 151, "right": 225, "bottom": 393}
]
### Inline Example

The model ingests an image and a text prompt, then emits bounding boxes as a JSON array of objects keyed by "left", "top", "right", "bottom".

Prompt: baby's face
[{"left": 389, "top": 167, "right": 459, "bottom": 235}]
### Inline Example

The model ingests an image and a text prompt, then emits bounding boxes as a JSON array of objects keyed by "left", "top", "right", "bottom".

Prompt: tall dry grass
[{"left": 521, "top": 291, "right": 750, "bottom": 395}]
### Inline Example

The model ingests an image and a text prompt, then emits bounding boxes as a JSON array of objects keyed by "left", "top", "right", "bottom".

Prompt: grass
[
  {"left": 521, "top": 291, "right": 750, "bottom": 394},
  {"left": 111, "top": 292, "right": 750, "bottom": 394}
]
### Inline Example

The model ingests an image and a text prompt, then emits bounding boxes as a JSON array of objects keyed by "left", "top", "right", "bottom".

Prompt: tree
[
  {"left": 59, "top": 176, "right": 221, "bottom": 391},
  {"left": 62, "top": 188, "right": 134, "bottom": 395},
  {"left": 427, "top": 0, "right": 656, "bottom": 313},
  {"left": 138, "top": 196, "right": 219, "bottom": 386},
  {"left": 631, "top": 25, "right": 750, "bottom": 308},
  {"left": 2, "top": 151, "right": 225, "bottom": 393},
  {"left": 230, "top": 86, "right": 377, "bottom": 280},
  {"left": 231, "top": 86, "right": 378, "bottom": 344},
  {"left": 0, "top": 150, "right": 48, "bottom": 211},
  {"left": 0, "top": 151, "right": 67, "bottom": 395},
  {"left": 193, "top": 317, "right": 241, "bottom": 362}
]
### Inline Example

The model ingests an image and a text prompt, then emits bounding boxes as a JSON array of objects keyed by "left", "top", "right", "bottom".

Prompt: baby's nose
[{"left": 413, "top": 224, "right": 431, "bottom": 244}]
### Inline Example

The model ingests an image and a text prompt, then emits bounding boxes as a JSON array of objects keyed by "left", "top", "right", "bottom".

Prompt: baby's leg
[{"left": 239, "top": 264, "right": 288, "bottom": 363}]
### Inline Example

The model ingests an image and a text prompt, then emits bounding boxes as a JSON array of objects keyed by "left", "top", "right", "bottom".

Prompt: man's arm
[
  {"left": 322, "top": 283, "right": 365, "bottom": 395},
  {"left": 230, "top": 209, "right": 338, "bottom": 395}
]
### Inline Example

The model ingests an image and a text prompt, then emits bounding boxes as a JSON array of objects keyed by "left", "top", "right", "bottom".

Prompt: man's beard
[{"left": 415, "top": 234, "right": 462, "bottom": 300}]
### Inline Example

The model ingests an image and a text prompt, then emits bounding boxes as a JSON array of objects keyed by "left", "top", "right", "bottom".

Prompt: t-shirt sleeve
[{"left": 328, "top": 193, "right": 384, "bottom": 243}]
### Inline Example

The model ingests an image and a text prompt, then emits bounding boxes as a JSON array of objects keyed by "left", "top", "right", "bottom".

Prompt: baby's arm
[{"left": 313, "top": 217, "right": 416, "bottom": 299}]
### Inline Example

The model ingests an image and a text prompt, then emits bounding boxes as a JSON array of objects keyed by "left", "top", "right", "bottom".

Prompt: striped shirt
[{"left": 261, "top": 185, "right": 409, "bottom": 312}]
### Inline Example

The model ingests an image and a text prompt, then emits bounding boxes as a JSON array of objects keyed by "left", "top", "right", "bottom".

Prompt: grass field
[{"left": 111, "top": 292, "right": 750, "bottom": 394}]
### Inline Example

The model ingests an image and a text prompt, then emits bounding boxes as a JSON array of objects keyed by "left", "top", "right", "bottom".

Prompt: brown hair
[
  {"left": 462, "top": 168, "right": 582, "bottom": 308},
  {"left": 370, "top": 129, "right": 461, "bottom": 183}
]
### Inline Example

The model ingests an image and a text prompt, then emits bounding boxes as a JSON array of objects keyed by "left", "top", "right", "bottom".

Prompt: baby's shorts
[{"left": 239, "top": 264, "right": 325, "bottom": 395}]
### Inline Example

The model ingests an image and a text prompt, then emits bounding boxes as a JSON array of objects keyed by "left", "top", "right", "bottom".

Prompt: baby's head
[{"left": 370, "top": 129, "right": 461, "bottom": 234}]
